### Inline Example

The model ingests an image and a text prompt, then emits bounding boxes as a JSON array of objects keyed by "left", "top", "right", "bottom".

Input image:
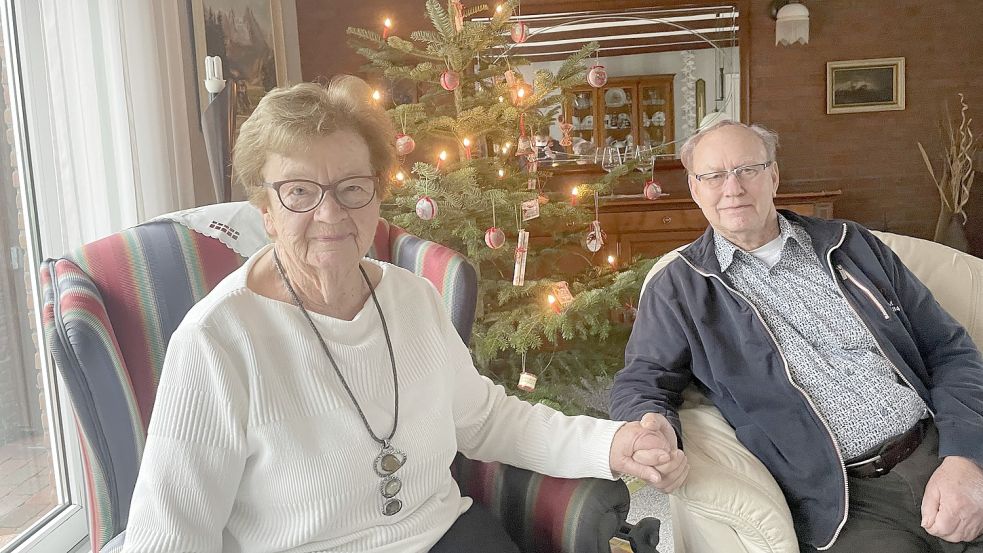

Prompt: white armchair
[{"left": 642, "top": 231, "right": 983, "bottom": 553}]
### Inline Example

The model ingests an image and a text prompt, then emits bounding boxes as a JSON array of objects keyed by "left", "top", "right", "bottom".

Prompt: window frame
[{"left": 2, "top": 0, "right": 91, "bottom": 551}]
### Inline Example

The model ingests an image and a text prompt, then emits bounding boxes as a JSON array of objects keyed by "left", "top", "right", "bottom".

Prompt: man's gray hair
[{"left": 679, "top": 120, "right": 780, "bottom": 173}]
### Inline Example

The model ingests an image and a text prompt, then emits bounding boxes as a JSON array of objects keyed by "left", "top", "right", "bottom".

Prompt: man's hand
[
  {"left": 921, "top": 456, "right": 983, "bottom": 543},
  {"left": 609, "top": 412, "right": 689, "bottom": 493}
]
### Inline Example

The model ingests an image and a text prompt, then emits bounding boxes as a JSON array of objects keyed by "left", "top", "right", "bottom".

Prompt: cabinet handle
[{"left": 662, "top": 216, "right": 673, "bottom": 224}]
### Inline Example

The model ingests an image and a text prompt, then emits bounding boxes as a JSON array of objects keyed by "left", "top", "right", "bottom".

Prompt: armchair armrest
[
  {"left": 670, "top": 390, "right": 798, "bottom": 553},
  {"left": 452, "top": 454, "right": 645, "bottom": 553}
]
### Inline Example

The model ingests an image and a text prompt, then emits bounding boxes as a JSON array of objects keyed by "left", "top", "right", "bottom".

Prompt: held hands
[
  {"left": 921, "top": 456, "right": 983, "bottom": 543},
  {"left": 609, "top": 412, "right": 689, "bottom": 494}
]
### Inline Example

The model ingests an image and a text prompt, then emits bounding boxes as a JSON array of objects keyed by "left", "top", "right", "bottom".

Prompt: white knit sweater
[{"left": 121, "top": 244, "right": 624, "bottom": 553}]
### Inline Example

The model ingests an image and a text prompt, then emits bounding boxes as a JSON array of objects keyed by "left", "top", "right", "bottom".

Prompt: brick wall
[
  {"left": 747, "top": 0, "right": 983, "bottom": 252},
  {"left": 296, "top": 0, "right": 983, "bottom": 254}
]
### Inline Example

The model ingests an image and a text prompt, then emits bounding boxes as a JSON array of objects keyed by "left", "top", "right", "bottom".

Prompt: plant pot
[{"left": 934, "top": 208, "right": 969, "bottom": 252}]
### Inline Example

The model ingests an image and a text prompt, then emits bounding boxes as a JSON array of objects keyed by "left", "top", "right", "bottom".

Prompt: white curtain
[{"left": 18, "top": 0, "right": 198, "bottom": 254}]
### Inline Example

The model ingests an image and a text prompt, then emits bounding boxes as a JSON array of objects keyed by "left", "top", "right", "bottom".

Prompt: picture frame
[
  {"left": 826, "top": 57, "right": 905, "bottom": 114},
  {"left": 192, "top": 0, "right": 288, "bottom": 118}
]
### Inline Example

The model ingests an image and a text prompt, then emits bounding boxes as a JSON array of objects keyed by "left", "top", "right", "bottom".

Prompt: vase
[{"left": 934, "top": 208, "right": 969, "bottom": 252}]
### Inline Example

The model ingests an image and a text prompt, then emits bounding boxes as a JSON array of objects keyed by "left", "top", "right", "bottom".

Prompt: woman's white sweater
[{"left": 121, "top": 244, "right": 624, "bottom": 552}]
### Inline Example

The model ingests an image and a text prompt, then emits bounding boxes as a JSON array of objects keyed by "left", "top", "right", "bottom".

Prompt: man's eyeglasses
[
  {"left": 692, "top": 161, "right": 774, "bottom": 188},
  {"left": 264, "top": 176, "right": 378, "bottom": 213}
]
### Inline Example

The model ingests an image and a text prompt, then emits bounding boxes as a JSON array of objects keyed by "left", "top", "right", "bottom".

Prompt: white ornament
[{"left": 415, "top": 196, "right": 438, "bottom": 220}]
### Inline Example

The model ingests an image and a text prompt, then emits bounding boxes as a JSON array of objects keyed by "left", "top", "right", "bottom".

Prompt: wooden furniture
[
  {"left": 565, "top": 74, "right": 676, "bottom": 157},
  {"left": 598, "top": 191, "right": 842, "bottom": 261}
]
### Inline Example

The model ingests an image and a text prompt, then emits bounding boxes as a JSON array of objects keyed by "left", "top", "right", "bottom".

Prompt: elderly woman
[{"left": 120, "top": 76, "right": 679, "bottom": 553}]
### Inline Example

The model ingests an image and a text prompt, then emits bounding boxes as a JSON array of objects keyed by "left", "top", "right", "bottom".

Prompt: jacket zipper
[
  {"left": 677, "top": 253, "right": 850, "bottom": 550},
  {"left": 828, "top": 241, "right": 936, "bottom": 422},
  {"left": 836, "top": 265, "right": 890, "bottom": 320}
]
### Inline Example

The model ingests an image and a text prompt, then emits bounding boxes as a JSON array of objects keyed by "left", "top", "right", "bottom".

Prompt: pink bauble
[
  {"left": 644, "top": 179, "right": 664, "bottom": 200},
  {"left": 587, "top": 64, "right": 608, "bottom": 88},
  {"left": 510, "top": 22, "right": 528, "bottom": 43},
  {"left": 440, "top": 70, "right": 460, "bottom": 91},
  {"left": 484, "top": 227, "right": 506, "bottom": 249},
  {"left": 415, "top": 196, "right": 438, "bottom": 220},
  {"left": 395, "top": 133, "right": 416, "bottom": 156}
]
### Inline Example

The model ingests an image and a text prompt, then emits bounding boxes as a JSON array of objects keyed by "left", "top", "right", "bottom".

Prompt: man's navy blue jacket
[{"left": 610, "top": 210, "right": 983, "bottom": 549}]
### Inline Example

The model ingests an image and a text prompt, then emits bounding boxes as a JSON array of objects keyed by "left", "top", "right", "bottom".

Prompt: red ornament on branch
[
  {"left": 395, "top": 133, "right": 416, "bottom": 156},
  {"left": 440, "top": 70, "right": 461, "bottom": 91},
  {"left": 587, "top": 64, "right": 608, "bottom": 88}
]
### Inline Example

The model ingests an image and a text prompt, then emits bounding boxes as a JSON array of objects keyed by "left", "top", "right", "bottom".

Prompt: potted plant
[{"left": 918, "top": 93, "right": 977, "bottom": 251}]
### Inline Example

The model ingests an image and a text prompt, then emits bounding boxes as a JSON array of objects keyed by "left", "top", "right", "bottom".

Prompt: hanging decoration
[
  {"left": 644, "top": 180, "right": 664, "bottom": 200},
  {"left": 552, "top": 281, "right": 574, "bottom": 310},
  {"left": 416, "top": 195, "right": 438, "bottom": 220},
  {"left": 516, "top": 352, "right": 537, "bottom": 391},
  {"left": 440, "top": 69, "right": 461, "bottom": 91},
  {"left": 451, "top": 0, "right": 465, "bottom": 33},
  {"left": 520, "top": 197, "right": 540, "bottom": 221},
  {"left": 395, "top": 133, "right": 416, "bottom": 156},
  {"left": 583, "top": 192, "right": 605, "bottom": 253},
  {"left": 513, "top": 219, "right": 529, "bottom": 286},
  {"left": 484, "top": 202, "right": 506, "bottom": 249},
  {"left": 510, "top": 21, "right": 528, "bottom": 43},
  {"left": 558, "top": 116, "right": 573, "bottom": 147},
  {"left": 587, "top": 49, "right": 608, "bottom": 88}
]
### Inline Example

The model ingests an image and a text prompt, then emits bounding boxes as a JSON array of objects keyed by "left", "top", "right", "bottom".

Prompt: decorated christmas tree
[{"left": 348, "top": 0, "right": 659, "bottom": 415}]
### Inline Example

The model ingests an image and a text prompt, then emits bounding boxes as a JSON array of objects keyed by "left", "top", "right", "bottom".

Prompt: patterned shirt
[{"left": 713, "top": 215, "right": 927, "bottom": 459}]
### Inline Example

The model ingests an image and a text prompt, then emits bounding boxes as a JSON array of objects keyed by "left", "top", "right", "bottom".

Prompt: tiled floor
[{"left": 0, "top": 434, "right": 56, "bottom": 549}]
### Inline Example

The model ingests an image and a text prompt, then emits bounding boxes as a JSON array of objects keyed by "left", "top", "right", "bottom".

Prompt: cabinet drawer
[{"left": 600, "top": 208, "right": 708, "bottom": 233}]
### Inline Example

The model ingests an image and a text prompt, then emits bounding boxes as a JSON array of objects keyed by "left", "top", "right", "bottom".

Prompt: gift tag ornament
[
  {"left": 644, "top": 179, "right": 664, "bottom": 200},
  {"left": 395, "top": 133, "right": 416, "bottom": 157},
  {"left": 587, "top": 64, "right": 608, "bottom": 88},
  {"left": 415, "top": 196, "right": 438, "bottom": 220},
  {"left": 484, "top": 227, "right": 506, "bottom": 249},
  {"left": 440, "top": 70, "right": 461, "bottom": 91},
  {"left": 510, "top": 21, "right": 528, "bottom": 43}
]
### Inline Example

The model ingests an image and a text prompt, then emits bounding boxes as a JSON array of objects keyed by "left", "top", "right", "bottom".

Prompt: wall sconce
[{"left": 771, "top": 0, "right": 809, "bottom": 46}]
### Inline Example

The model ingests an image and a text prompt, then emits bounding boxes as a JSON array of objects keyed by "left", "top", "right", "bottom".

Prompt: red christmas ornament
[
  {"left": 440, "top": 70, "right": 461, "bottom": 91},
  {"left": 510, "top": 21, "right": 528, "bottom": 43},
  {"left": 395, "top": 133, "right": 416, "bottom": 156},
  {"left": 415, "top": 196, "right": 438, "bottom": 220},
  {"left": 587, "top": 64, "right": 608, "bottom": 88},
  {"left": 484, "top": 227, "right": 506, "bottom": 249},
  {"left": 644, "top": 179, "right": 664, "bottom": 200}
]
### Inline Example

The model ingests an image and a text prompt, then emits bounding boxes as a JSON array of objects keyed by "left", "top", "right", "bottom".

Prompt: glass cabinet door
[
  {"left": 639, "top": 80, "right": 674, "bottom": 154},
  {"left": 599, "top": 85, "right": 634, "bottom": 153},
  {"left": 566, "top": 90, "right": 595, "bottom": 145}
]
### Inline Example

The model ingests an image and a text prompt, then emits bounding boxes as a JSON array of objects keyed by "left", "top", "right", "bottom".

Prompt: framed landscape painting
[
  {"left": 827, "top": 57, "right": 905, "bottom": 114},
  {"left": 192, "top": 0, "right": 288, "bottom": 118}
]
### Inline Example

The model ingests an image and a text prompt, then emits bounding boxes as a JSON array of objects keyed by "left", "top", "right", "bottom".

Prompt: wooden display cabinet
[{"left": 564, "top": 74, "right": 675, "bottom": 157}]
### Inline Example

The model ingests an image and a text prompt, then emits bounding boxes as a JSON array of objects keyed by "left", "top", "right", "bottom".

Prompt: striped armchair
[{"left": 41, "top": 208, "right": 651, "bottom": 553}]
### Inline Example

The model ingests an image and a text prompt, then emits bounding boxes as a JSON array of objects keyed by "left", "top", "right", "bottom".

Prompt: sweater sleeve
[
  {"left": 121, "top": 324, "right": 249, "bottom": 553},
  {"left": 423, "top": 284, "right": 624, "bottom": 480}
]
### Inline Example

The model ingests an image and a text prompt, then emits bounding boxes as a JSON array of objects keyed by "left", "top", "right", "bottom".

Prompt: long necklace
[{"left": 273, "top": 249, "right": 406, "bottom": 516}]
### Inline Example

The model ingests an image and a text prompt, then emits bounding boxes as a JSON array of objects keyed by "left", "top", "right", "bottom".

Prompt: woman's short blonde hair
[{"left": 233, "top": 75, "right": 397, "bottom": 208}]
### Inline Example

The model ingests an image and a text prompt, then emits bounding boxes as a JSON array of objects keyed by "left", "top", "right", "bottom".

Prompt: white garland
[{"left": 680, "top": 50, "right": 697, "bottom": 140}]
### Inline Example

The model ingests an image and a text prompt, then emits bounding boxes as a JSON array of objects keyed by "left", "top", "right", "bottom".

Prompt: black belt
[{"left": 844, "top": 420, "right": 928, "bottom": 479}]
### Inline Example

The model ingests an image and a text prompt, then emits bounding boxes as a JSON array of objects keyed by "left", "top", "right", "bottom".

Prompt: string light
[
  {"left": 436, "top": 150, "right": 448, "bottom": 170},
  {"left": 547, "top": 294, "right": 560, "bottom": 313},
  {"left": 498, "top": 168, "right": 505, "bottom": 178},
  {"left": 382, "top": 18, "right": 393, "bottom": 39},
  {"left": 498, "top": 96, "right": 505, "bottom": 103},
  {"left": 395, "top": 170, "right": 406, "bottom": 182},
  {"left": 462, "top": 137, "right": 472, "bottom": 159},
  {"left": 495, "top": 4, "right": 503, "bottom": 13},
  {"left": 372, "top": 90, "right": 382, "bottom": 101},
  {"left": 607, "top": 254, "right": 617, "bottom": 266}
]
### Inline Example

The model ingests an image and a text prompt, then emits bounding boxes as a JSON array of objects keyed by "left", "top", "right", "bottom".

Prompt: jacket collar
[{"left": 680, "top": 209, "right": 848, "bottom": 276}]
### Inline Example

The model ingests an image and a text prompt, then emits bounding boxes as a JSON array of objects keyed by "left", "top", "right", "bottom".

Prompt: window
[{"left": 0, "top": 1, "right": 88, "bottom": 551}]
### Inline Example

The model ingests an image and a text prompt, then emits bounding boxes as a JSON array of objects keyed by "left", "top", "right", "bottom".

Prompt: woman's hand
[{"left": 609, "top": 412, "right": 689, "bottom": 493}]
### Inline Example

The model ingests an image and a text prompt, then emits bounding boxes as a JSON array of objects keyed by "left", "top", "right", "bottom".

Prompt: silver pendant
[{"left": 375, "top": 441, "right": 406, "bottom": 516}]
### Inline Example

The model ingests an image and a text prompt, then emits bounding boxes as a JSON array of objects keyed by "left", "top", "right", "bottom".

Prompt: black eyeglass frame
[
  {"left": 263, "top": 175, "right": 380, "bottom": 213},
  {"left": 692, "top": 161, "right": 775, "bottom": 186}
]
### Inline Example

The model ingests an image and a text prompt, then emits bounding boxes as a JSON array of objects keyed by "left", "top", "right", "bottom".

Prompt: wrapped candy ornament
[
  {"left": 440, "top": 70, "right": 460, "bottom": 91},
  {"left": 510, "top": 21, "right": 528, "bottom": 43},
  {"left": 484, "top": 227, "right": 506, "bottom": 249},
  {"left": 587, "top": 64, "right": 608, "bottom": 88}
]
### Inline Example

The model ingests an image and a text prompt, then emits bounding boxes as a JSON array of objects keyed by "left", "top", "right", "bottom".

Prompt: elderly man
[{"left": 611, "top": 120, "right": 983, "bottom": 552}]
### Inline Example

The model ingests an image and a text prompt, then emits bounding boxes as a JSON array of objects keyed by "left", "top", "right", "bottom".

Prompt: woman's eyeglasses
[{"left": 264, "top": 176, "right": 378, "bottom": 212}]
